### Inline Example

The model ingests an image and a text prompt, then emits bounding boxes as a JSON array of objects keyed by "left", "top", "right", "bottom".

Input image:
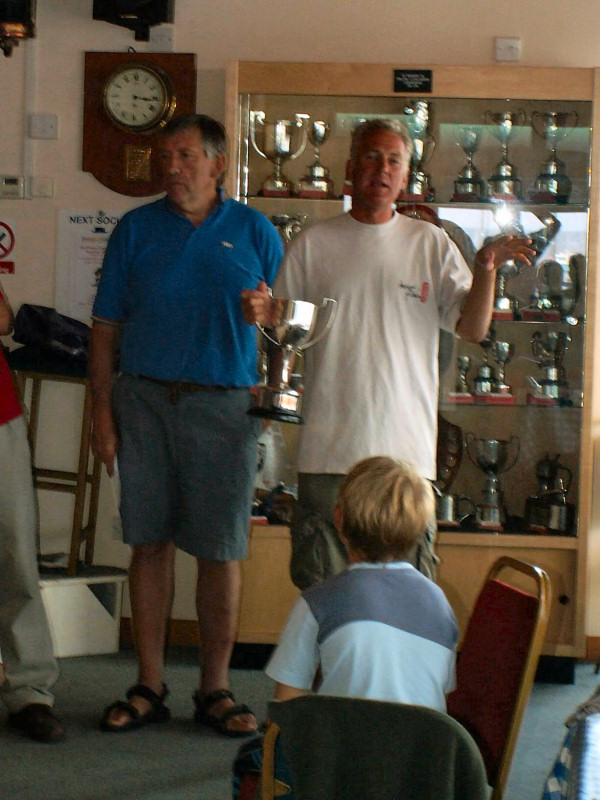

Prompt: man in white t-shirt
[{"left": 242, "top": 118, "right": 534, "bottom": 589}]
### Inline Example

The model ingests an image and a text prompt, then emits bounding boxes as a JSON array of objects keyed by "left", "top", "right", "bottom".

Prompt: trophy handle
[
  {"left": 300, "top": 298, "right": 338, "bottom": 350},
  {"left": 254, "top": 323, "right": 283, "bottom": 349},
  {"left": 249, "top": 110, "right": 267, "bottom": 159},
  {"left": 530, "top": 110, "right": 545, "bottom": 139},
  {"left": 464, "top": 431, "right": 477, "bottom": 467},
  {"left": 505, "top": 435, "right": 520, "bottom": 472},
  {"left": 287, "top": 114, "right": 309, "bottom": 162}
]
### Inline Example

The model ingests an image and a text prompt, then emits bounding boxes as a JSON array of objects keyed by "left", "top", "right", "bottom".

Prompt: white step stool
[{"left": 39, "top": 566, "right": 128, "bottom": 658}]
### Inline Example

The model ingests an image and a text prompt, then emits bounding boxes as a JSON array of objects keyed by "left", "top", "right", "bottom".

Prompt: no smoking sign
[{"left": 0, "top": 221, "right": 16, "bottom": 274}]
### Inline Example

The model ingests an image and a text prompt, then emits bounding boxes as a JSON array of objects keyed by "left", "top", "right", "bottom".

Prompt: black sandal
[
  {"left": 100, "top": 683, "right": 170, "bottom": 732},
  {"left": 193, "top": 688, "right": 257, "bottom": 738}
]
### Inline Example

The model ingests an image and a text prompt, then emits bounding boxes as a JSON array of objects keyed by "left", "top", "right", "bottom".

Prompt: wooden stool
[{"left": 8, "top": 347, "right": 101, "bottom": 576}]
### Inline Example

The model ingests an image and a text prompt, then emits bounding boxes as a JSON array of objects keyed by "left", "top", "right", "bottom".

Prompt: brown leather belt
[{"left": 134, "top": 374, "right": 237, "bottom": 405}]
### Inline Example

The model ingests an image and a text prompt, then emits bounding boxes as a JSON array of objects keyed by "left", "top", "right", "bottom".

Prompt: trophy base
[
  {"left": 489, "top": 192, "right": 521, "bottom": 203},
  {"left": 446, "top": 392, "right": 474, "bottom": 404},
  {"left": 526, "top": 393, "right": 559, "bottom": 407},
  {"left": 475, "top": 522, "right": 503, "bottom": 532},
  {"left": 248, "top": 406, "right": 303, "bottom": 424},
  {"left": 452, "top": 192, "right": 485, "bottom": 203},
  {"left": 249, "top": 386, "right": 304, "bottom": 424},
  {"left": 297, "top": 188, "right": 330, "bottom": 199},
  {"left": 529, "top": 190, "right": 570, "bottom": 204},
  {"left": 473, "top": 393, "right": 516, "bottom": 406},
  {"left": 521, "top": 308, "right": 562, "bottom": 322},
  {"left": 260, "top": 188, "right": 292, "bottom": 198},
  {"left": 492, "top": 309, "right": 516, "bottom": 321}
]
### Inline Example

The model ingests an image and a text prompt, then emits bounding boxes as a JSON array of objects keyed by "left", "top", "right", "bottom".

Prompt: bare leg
[
  {"left": 105, "top": 541, "right": 175, "bottom": 727},
  {"left": 196, "top": 559, "right": 256, "bottom": 734}
]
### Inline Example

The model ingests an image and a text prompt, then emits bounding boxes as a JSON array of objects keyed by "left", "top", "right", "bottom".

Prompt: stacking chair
[
  {"left": 447, "top": 555, "right": 551, "bottom": 800},
  {"left": 261, "top": 694, "right": 489, "bottom": 800}
]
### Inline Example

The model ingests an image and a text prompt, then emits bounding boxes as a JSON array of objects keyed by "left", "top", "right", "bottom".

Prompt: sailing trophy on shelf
[
  {"left": 400, "top": 100, "right": 436, "bottom": 201},
  {"left": 493, "top": 210, "right": 561, "bottom": 321},
  {"left": 527, "top": 330, "right": 571, "bottom": 406},
  {"left": 491, "top": 340, "right": 516, "bottom": 400},
  {"left": 453, "top": 125, "right": 487, "bottom": 202},
  {"left": 484, "top": 108, "right": 527, "bottom": 201},
  {"left": 466, "top": 433, "right": 520, "bottom": 531},
  {"left": 249, "top": 297, "right": 337, "bottom": 424},
  {"left": 523, "top": 454, "right": 575, "bottom": 535},
  {"left": 249, "top": 111, "right": 308, "bottom": 197},
  {"left": 446, "top": 354, "right": 473, "bottom": 404},
  {"left": 526, "top": 254, "right": 582, "bottom": 324},
  {"left": 298, "top": 120, "right": 335, "bottom": 199},
  {"left": 530, "top": 110, "right": 578, "bottom": 204}
]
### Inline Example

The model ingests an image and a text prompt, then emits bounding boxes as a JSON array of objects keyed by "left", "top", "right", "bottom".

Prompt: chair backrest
[
  {"left": 262, "top": 695, "right": 489, "bottom": 800},
  {"left": 446, "top": 555, "right": 551, "bottom": 800}
]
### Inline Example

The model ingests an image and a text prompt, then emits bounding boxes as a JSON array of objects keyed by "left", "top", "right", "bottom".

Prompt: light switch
[{"left": 29, "top": 113, "right": 58, "bottom": 140}]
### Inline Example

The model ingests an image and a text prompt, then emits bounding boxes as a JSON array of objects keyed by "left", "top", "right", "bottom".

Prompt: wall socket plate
[{"left": 495, "top": 36, "right": 522, "bottom": 62}]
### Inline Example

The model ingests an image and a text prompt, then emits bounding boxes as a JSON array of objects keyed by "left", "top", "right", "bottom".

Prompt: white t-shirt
[{"left": 274, "top": 212, "right": 472, "bottom": 478}]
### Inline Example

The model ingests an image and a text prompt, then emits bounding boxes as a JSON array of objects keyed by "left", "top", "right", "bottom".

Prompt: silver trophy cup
[
  {"left": 453, "top": 125, "right": 486, "bottom": 201},
  {"left": 466, "top": 433, "right": 520, "bottom": 531},
  {"left": 484, "top": 109, "right": 526, "bottom": 200},
  {"left": 402, "top": 100, "right": 436, "bottom": 201},
  {"left": 250, "top": 298, "right": 337, "bottom": 424},
  {"left": 531, "top": 110, "right": 578, "bottom": 203},
  {"left": 298, "top": 120, "right": 334, "bottom": 198},
  {"left": 250, "top": 111, "right": 308, "bottom": 197}
]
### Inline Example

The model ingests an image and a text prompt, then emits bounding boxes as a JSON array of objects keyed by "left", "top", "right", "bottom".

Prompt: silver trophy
[
  {"left": 466, "top": 433, "right": 520, "bottom": 531},
  {"left": 472, "top": 333, "right": 496, "bottom": 395},
  {"left": 530, "top": 111, "right": 578, "bottom": 203},
  {"left": 453, "top": 125, "right": 486, "bottom": 201},
  {"left": 250, "top": 111, "right": 308, "bottom": 197},
  {"left": 528, "top": 330, "right": 571, "bottom": 404},
  {"left": 298, "top": 120, "right": 334, "bottom": 198},
  {"left": 484, "top": 109, "right": 527, "bottom": 200},
  {"left": 455, "top": 355, "right": 472, "bottom": 395},
  {"left": 492, "top": 340, "right": 515, "bottom": 395},
  {"left": 250, "top": 298, "right": 337, "bottom": 424},
  {"left": 402, "top": 100, "right": 436, "bottom": 201},
  {"left": 493, "top": 210, "right": 560, "bottom": 320},
  {"left": 271, "top": 213, "right": 308, "bottom": 244}
]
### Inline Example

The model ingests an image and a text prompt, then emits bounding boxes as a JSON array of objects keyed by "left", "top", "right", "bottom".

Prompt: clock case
[{"left": 83, "top": 51, "right": 196, "bottom": 197}]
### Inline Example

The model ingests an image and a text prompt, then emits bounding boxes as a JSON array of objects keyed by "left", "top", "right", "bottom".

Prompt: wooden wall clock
[{"left": 83, "top": 51, "right": 197, "bottom": 196}]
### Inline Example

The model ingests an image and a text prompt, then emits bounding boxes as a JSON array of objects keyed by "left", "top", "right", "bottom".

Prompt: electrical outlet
[{"left": 495, "top": 37, "right": 522, "bottom": 63}]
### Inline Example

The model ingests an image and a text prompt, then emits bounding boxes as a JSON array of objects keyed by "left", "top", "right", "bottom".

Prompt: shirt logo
[
  {"left": 221, "top": 241, "right": 233, "bottom": 248},
  {"left": 400, "top": 281, "right": 429, "bottom": 303}
]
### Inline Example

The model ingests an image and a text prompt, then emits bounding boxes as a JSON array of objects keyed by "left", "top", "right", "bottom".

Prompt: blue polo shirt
[{"left": 93, "top": 195, "right": 283, "bottom": 385}]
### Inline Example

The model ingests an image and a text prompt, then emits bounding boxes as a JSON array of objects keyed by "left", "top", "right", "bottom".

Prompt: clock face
[{"left": 103, "top": 65, "right": 174, "bottom": 132}]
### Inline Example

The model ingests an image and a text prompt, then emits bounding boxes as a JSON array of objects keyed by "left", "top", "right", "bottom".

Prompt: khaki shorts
[{"left": 290, "top": 472, "right": 438, "bottom": 590}]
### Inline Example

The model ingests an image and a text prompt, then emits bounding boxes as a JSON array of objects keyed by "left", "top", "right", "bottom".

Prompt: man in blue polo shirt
[{"left": 90, "top": 114, "right": 283, "bottom": 736}]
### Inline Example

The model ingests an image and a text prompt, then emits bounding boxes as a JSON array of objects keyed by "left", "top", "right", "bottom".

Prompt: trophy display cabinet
[{"left": 225, "top": 61, "right": 600, "bottom": 660}]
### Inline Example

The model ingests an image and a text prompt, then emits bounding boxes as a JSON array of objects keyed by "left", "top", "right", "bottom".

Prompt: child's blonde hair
[{"left": 337, "top": 456, "right": 435, "bottom": 561}]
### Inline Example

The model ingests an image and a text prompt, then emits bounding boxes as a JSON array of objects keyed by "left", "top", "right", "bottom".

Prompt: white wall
[{"left": 2, "top": 0, "right": 600, "bottom": 628}]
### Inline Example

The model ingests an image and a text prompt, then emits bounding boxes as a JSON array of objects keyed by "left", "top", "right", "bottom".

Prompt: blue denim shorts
[{"left": 113, "top": 373, "right": 261, "bottom": 560}]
